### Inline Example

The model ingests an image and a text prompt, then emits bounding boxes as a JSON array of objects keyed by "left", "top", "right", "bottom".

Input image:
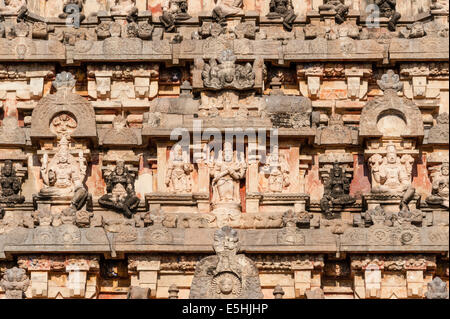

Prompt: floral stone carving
[{"left": 189, "top": 226, "right": 263, "bottom": 299}]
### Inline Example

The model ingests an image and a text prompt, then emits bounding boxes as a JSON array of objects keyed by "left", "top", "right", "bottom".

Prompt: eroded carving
[
  {"left": 266, "top": 0, "right": 297, "bottom": 31},
  {"left": 212, "top": 0, "right": 243, "bottom": 26},
  {"left": 189, "top": 226, "right": 263, "bottom": 299},
  {"left": 319, "top": 0, "right": 349, "bottom": 24},
  {"left": 0, "top": 160, "right": 25, "bottom": 205},
  {"left": 0, "top": 267, "right": 29, "bottom": 299},
  {"left": 160, "top": 0, "right": 191, "bottom": 32},
  {"left": 165, "top": 144, "right": 193, "bottom": 193},
  {"left": 426, "top": 161, "right": 449, "bottom": 208}
]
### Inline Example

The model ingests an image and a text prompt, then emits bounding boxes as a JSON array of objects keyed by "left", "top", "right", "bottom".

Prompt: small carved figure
[
  {"left": 212, "top": 0, "right": 244, "bottom": 26},
  {"left": 98, "top": 161, "right": 140, "bottom": 218},
  {"left": 58, "top": 0, "right": 86, "bottom": 25},
  {"left": 165, "top": 144, "right": 193, "bottom": 193},
  {"left": 430, "top": 0, "right": 449, "bottom": 12},
  {"left": 0, "top": 160, "right": 25, "bottom": 205},
  {"left": 426, "top": 162, "right": 449, "bottom": 208},
  {"left": 369, "top": 144, "right": 416, "bottom": 211},
  {"left": 319, "top": 0, "right": 349, "bottom": 24},
  {"left": 320, "top": 161, "right": 356, "bottom": 219},
  {"left": 110, "top": 0, "right": 138, "bottom": 22},
  {"left": 266, "top": 0, "right": 297, "bottom": 31},
  {"left": 0, "top": 267, "right": 30, "bottom": 299},
  {"left": 37, "top": 137, "right": 88, "bottom": 213},
  {"left": 189, "top": 226, "right": 263, "bottom": 299},
  {"left": 210, "top": 142, "right": 246, "bottom": 206},
  {"left": 202, "top": 49, "right": 255, "bottom": 90},
  {"left": 375, "top": 0, "right": 401, "bottom": 31},
  {"left": 262, "top": 145, "right": 290, "bottom": 193},
  {"left": 425, "top": 277, "right": 449, "bottom": 299},
  {"left": 159, "top": 0, "right": 191, "bottom": 32}
]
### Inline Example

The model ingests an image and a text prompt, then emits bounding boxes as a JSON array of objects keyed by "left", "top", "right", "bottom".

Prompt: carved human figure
[
  {"left": 375, "top": 0, "right": 401, "bottom": 31},
  {"left": 369, "top": 144, "right": 416, "bottom": 210},
  {"left": 110, "top": 0, "right": 138, "bottom": 21},
  {"left": 263, "top": 145, "right": 290, "bottom": 193},
  {"left": 266, "top": 0, "right": 297, "bottom": 31},
  {"left": 0, "top": 267, "right": 30, "bottom": 299},
  {"left": 58, "top": 0, "right": 86, "bottom": 24},
  {"left": 320, "top": 161, "right": 356, "bottom": 219},
  {"left": 0, "top": 160, "right": 25, "bottom": 205},
  {"left": 210, "top": 142, "right": 246, "bottom": 205},
  {"left": 159, "top": 0, "right": 191, "bottom": 32},
  {"left": 165, "top": 144, "right": 193, "bottom": 193},
  {"left": 426, "top": 162, "right": 449, "bottom": 208},
  {"left": 318, "top": 0, "right": 349, "bottom": 24},
  {"left": 212, "top": 0, "right": 244, "bottom": 26},
  {"left": 38, "top": 136, "right": 88, "bottom": 212},
  {"left": 98, "top": 161, "right": 140, "bottom": 218}
]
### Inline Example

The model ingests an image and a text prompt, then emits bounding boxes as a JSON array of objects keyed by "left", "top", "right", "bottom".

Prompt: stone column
[{"left": 291, "top": 255, "right": 324, "bottom": 298}]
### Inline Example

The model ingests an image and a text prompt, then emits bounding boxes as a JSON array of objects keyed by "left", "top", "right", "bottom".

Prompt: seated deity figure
[
  {"left": 212, "top": 0, "right": 244, "bottom": 26},
  {"left": 98, "top": 161, "right": 140, "bottom": 218},
  {"left": 165, "top": 144, "right": 193, "bottom": 193},
  {"left": 210, "top": 142, "right": 246, "bottom": 205},
  {"left": 263, "top": 145, "right": 290, "bottom": 193},
  {"left": 320, "top": 161, "right": 356, "bottom": 219},
  {"left": 159, "top": 0, "right": 191, "bottom": 32},
  {"left": 319, "top": 0, "right": 349, "bottom": 24},
  {"left": 110, "top": 0, "right": 138, "bottom": 20},
  {"left": 375, "top": 0, "right": 401, "bottom": 31},
  {"left": 266, "top": 0, "right": 297, "bottom": 31},
  {"left": 369, "top": 144, "right": 416, "bottom": 211},
  {"left": 0, "top": 160, "right": 25, "bottom": 205},
  {"left": 38, "top": 136, "right": 88, "bottom": 212},
  {"left": 426, "top": 162, "right": 449, "bottom": 208}
]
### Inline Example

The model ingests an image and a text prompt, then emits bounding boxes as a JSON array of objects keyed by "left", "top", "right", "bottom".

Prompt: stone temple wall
[{"left": 0, "top": 0, "right": 448, "bottom": 299}]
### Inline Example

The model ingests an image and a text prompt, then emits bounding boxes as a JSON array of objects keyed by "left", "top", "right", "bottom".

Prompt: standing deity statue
[
  {"left": 212, "top": 0, "right": 244, "bottom": 26},
  {"left": 320, "top": 161, "right": 356, "bottom": 219},
  {"left": 368, "top": 144, "right": 416, "bottom": 211},
  {"left": 319, "top": 0, "right": 349, "bottom": 24},
  {"left": 266, "top": 0, "right": 297, "bottom": 31},
  {"left": 37, "top": 136, "right": 88, "bottom": 213},
  {"left": 375, "top": 0, "right": 401, "bottom": 31},
  {"left": 159, "top": 0, "right": 191, "bottom": 32},
  {"left": 0, "top": 160, "right": 25, "bottom": 205},
  {"left": 426, "top": 162, "right": 449, "bottom": 208},
  {"left": 165, "top": 144, "right": 193, "bottom": 193},
  {"left": 98, "top": 161, "right": 140, "bottom": 218},
  {"left": 210, "top": 142, "right": 246, "bottom": 206},
  {"left": 262, "top": 145, "right": 290, "bottom": 193}
]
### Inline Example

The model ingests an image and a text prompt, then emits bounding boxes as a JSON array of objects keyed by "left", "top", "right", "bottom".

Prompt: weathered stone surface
[{"left": 189, "top": 226, "right": 263, "bottom": 299}]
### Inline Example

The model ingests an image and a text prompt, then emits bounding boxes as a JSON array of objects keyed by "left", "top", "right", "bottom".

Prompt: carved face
[
  {"left": 386, "top": 150, "right": 397, "bottom": 164},
  {"left": 223, "top": 146, "right": 233, "bottom": 162},
  {"left": 2, "top": 162, "right": 13, "bottom": 177},
  {"left": 442, "top": 164, "right": 449, "bottom": 176},
  {"left": 59, "top": 153, "right": 69, "bottom": 164},
  {"left": 115, "top": 162, "right": 125, "bottom": 175},
  {"left": 219, "top": 277, "right": 234, "bottom": 295}
]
